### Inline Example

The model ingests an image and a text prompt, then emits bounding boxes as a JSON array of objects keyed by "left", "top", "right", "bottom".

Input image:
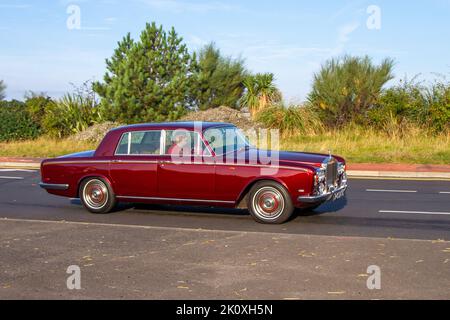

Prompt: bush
[
  {"left": 42, "top": 93, "right": 102, "bottom": 138},
  {"left": 257, "top": 104, "right": 324, "bottom": 135},
  {"left": 0, "top": 100, "right": 41, "bottom": 141},
  {"left": 369, "top": 77, "right": 450, "bottom": 133},
  {"left": 308, "top": 55, "right": 394, "bottom": 127},
  {"left": 24, "top": 92, "right": 55, "bottom": 127}
]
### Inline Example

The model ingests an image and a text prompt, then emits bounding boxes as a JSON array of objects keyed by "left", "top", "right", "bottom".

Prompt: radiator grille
[{"left": 326, "top": 158, "right": 338, "bottom": 188}]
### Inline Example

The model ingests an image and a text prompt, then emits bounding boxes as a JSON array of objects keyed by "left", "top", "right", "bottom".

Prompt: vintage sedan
[{"left": 40, "top": 122, "right": 348, "bottom": 224}]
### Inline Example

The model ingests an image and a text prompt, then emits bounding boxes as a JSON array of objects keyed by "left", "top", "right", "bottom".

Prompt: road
[{"left": 0, "top": 169, "right": 449, "bottom": 299}]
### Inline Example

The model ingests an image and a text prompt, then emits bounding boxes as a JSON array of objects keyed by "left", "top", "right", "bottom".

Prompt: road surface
[{"left": 0, "top": 169, "right": 449, "bottom": 299}]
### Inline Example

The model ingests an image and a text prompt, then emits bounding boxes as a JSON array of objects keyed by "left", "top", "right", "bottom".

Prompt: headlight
[
  {"left": 314, "top": 168, "right": 327, "bottom": 195},
  {"left": 338, "top": 162, "right": 346, "bottom": 174}
]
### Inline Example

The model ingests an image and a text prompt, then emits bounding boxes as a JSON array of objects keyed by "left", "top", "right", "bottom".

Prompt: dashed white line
[
  {"left": 380, "top": 210, "right": 450, "bottom": 216},
  {"left": 0, "top": 176, "right": 24, "bottom": 180},
  {"left": 366, "top": 189, "right": 417, "bottom": 193},
  {"left": 439, "top": 192, "right": 450, "bottom": 194}
]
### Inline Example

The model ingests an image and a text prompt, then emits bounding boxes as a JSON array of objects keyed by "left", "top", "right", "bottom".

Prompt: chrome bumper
[
  {"left": 39, "top": 182, "right": 69, "bottom": 190},
  {"left": 298, "top": 184, "right": 348, "bottom": 204}
]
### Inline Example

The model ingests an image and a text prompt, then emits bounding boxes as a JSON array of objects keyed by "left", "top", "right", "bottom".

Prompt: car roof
[{"left": 111, "top": 121, "right": 236, "bottom": 133}]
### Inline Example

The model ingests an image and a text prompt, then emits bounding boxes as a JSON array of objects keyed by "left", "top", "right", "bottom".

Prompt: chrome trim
[
  {"left": 39, "top": 182, "right": 69, "bottom": 190},
  {"left": 298, "top": 184, "right": 347, "bottom": 204},
  {"left": 116, "top": 195, "right": 235, "bottom": 204}
]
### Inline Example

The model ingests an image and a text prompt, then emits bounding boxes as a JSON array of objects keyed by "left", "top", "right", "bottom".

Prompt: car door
[
  {"left": 156, "top": 130, "right": 216, "bottom": 200},
  {"left": 109, "top": 130, "right": 162, "bottom": 198}
]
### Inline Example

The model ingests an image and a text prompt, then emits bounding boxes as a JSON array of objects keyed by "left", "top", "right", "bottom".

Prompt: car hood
[{"left": 235, "top": 148, "right": 343, "bottom": 169}]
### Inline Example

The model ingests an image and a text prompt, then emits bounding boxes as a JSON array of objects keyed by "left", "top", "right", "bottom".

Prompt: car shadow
[{"left": 295, "top": 196, "right": 348, "bottom": 218}]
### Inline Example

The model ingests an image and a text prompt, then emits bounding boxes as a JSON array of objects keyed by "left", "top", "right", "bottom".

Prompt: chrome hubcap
[
  {"left": 252, "top": 187, "right": 285, "bottom": 220},
  {"left": 83, "top": 179, "right": 108, "bottom": 209}
]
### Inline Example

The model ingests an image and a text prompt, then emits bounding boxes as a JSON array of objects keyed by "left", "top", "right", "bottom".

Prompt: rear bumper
[
  {"left": 298, "top": 184, "right": 348, "bottom": 204},
  {"left": 39, "top": 182, "right": 69, "bottom": 190}
]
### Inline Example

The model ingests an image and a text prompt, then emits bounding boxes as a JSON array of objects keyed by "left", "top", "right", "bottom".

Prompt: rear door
[{"left": 109, "top": 130, "right": 162, "bottom": 197}]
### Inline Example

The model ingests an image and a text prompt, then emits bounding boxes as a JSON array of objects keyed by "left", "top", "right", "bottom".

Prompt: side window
[
  {"left": 116, "top": 132, "right": 130, "bottom": 155},
  {"left": 164, "top": 130, "right": 209, "bottom": 156},
  {"left": 115, "top": 131, "right": 162, "bottom": 155}
]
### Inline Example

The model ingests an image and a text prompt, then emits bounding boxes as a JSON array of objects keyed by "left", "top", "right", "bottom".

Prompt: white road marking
[
  {"left": 439, "top": 192, "right": 450, "bottom": 194},
  {"left": 380, "top": 210, "right": 450, "bottom": 216},
  {"left": 0, "top": 169, "right": 36, "bottom": 172},
  {"left": 366, "top": 189, "right": 417, "bottom": 193},
  {"left": 0, "top": 176, "right": 24, "bottom": 180}
]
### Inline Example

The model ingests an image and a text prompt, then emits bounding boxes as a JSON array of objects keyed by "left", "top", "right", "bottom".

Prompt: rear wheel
[
  {"left": 79, "top": 178, "right": 116, "bottom": 214},
  {"left": 247, "top": 181, "right": 294, "bottom": 224}
]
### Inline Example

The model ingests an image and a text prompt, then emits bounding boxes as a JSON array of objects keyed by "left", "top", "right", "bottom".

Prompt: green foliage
[
  {"left": 240, "top": 73, "right": 282, "bottom": 118},
  {"left": 42, "top": 88, "right": 102, "bottom": 138},
  {"left": 369, "top": 77, "right": 450, "bottom": 133},
  {"left": 24, "top": 92, "right": 55, "bottom": 127},
  {"left": 0, "top": 80, "right": 6, "bottom": 100},
  {"left": 257, "top": 104, "right": 324, "bottom": 135},
  {"left": 93, "top": 22, "right": 199, "bottom": 123},
  {"left": 0, "top": 100, "right": 41, "bottom": 141},
  {"left": 308, "top": 55, "right": 394, "bottom": 127},
  {"left": 197, "top": 43, "right": 247, "bottom": 110}
]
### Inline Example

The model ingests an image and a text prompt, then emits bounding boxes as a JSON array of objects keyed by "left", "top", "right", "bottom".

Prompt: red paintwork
[{"left": 41, "top": 122, "right": 346, "bottom": 208}]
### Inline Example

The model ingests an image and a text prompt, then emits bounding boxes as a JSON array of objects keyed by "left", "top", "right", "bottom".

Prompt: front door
[{"left": 156, "top": 130, "right": 215, "bottom": 200}]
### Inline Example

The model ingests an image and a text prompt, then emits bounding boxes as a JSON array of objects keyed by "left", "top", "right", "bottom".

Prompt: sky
[{"left": 1, "top": 0, "right": 449, "bottom": 102}]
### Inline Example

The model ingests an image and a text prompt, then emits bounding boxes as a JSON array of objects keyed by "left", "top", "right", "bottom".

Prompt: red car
[{"left": 40, "top": 122, "right": 348, "bottom": 224}]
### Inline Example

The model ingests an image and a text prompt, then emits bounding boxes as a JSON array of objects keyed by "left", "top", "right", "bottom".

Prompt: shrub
[
  {"left": 24, "top": 92, "right": 55, "bottom": 127},
  {"left": 42, "top": 93, "right": 102, "bottom": 138},
  {"left": 257, "top": 104, "right": 324, "bottom": 135},
  {"left": 0, "top": 100, "right": 41, "bottom": 141},
  {"left": 369, "top": 77, "right": 450, "bottom": 133},
  {"left": 308, "top": 55, "right": 394, "bottom": 127}
]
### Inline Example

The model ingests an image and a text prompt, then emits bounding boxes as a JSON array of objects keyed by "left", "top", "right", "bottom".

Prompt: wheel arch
[
  {"left": 76, "top": 174, "right": 114, "bottom": 198},
  {"left": 235, "top": 177, "right": 291, "bottom": 209}
]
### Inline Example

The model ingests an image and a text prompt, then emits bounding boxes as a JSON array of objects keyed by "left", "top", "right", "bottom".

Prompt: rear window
[{"left": 115, "top": 131, "right": 162, "bottom": 155}]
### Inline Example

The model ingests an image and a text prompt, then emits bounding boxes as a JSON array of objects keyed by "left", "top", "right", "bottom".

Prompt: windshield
[{"left": 203, "top": 126, "right": 251, "bottom": 155}]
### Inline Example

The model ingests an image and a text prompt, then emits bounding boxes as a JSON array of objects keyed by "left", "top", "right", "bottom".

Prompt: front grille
[{"left": 326, "top": 158, "right": 338, "bottom": 189}]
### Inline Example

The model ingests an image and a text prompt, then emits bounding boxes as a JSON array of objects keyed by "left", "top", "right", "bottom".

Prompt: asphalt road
[
  {"left": 0, "top": 169, "right": 449, "bottom": 240},
  {"left": 0, "top": 169, "right": 449, "bottom": 299}
]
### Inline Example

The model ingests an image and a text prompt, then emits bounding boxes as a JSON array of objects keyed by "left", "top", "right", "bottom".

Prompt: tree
[
  {"left": 197, "top": 43, "right": 247, "bottom": 110},
  {"left": 24, "top": 91, "right": 55, "bottom": 127},
  {"left": 93, "top": 22, "right": 199, "bottom": 123},
  {"left": 0, "top": 80, "right": 6, "bottom": 100},
  {"left": 308, "top": 55, "right": 394, "bottom": 127},
  {"left": 240, "top": 73, "right": 282, "bottom": 119}
]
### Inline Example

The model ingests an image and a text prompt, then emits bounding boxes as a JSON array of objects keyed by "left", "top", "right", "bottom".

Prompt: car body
[{"left": 40, "top": 122, "right": 348, "bottom": 224}]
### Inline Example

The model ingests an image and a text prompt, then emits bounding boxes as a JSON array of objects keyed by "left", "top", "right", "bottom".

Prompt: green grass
[
  {"left": 0, "top": 137, "right": 98, "bottom": 158},
  {"left": 0, "top": 128, "right": 449, "bottom": 164},
  {"left": 279, "top": 126, "right": 450, "bottom": 164}
]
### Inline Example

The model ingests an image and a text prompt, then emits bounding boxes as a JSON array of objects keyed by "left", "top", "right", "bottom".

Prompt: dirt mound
[
  {"left": 180, "top": 106, "right": 260, "bottom": 130},
  {"left": 69, "top": 122, "right": 123, "bottom": 143}
]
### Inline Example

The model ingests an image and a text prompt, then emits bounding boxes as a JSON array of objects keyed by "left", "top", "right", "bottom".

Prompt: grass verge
[
  {"left": 0, "top": 128, "right": 449, "bottom": 164},
  {"left": 0, "top": 137, "right": 98, "bottom": 158}
]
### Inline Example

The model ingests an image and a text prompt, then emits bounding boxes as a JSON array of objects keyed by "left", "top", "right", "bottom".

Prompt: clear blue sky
[{"left": 1, "top": 0, "right": 449, "bottom": 101}]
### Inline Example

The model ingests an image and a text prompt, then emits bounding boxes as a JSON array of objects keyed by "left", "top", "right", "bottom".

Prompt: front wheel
[
  {"left": 79, "top": 178, "right": 116, "bottom": 214},
  {"left": 247, "top": 181, "right": 294, "bottom": 224}
]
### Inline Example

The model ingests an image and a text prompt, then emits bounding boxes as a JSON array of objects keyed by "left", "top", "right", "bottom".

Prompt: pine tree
[
  {"left": 93, "top": 23, "right": 199, "bottom": 123},
  {"left": 197, "top": 43, "right": 247, "bottom": 110}
]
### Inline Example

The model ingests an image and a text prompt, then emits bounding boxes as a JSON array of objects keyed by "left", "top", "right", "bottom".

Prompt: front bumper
[
  {"left": 39, "top": 182, "right": 69, "bottom": 190},
  {"left": 298, "top": 184, "right": 348, "bottom": 204}
]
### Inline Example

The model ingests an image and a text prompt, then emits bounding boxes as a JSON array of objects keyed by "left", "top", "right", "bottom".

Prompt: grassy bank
[
  {"left": 279, "top": 127, "right": 450, "bottom": 164},
  {"left": 0, "top": 129, "right": 449, "bottom": 164},
  {"left": 0, "top": 137, "right": 98, "bottom": 158}
]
